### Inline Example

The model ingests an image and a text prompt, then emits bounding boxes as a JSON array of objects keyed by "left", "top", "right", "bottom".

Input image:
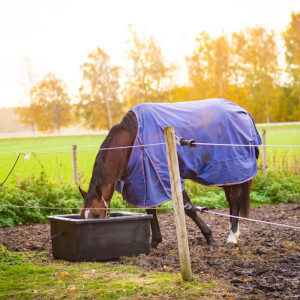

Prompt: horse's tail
[{"left": 239, "top": 180, "right": 252, "bottom": 217}]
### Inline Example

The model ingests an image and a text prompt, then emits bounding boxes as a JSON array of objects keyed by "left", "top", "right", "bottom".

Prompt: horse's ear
[{"left": 79, "top": 186, "right": 87, "bottom": 199}]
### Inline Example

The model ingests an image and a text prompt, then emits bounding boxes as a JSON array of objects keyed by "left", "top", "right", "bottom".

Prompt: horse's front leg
[
  {"left": 146, "top": 208, "right": 162, "bottom": 249},
  {"left": 182, "top": 189, "right": 216, "bottom": 245}
]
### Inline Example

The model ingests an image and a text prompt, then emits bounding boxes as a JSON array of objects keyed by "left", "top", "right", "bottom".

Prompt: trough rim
[{"left": 47, "top": 212, "right": 153, "bottom": 224}]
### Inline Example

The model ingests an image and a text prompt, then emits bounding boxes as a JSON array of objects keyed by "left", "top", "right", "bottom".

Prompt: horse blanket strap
[
  {"left": 115, "top": 98, "right": 262, "bottom": 208},
  {"left": 101, "top": 196, "right": 110, "bottom": 218}
]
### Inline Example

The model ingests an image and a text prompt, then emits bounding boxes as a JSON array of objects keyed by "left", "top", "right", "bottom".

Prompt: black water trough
[{"left": 47, "top": 212, "right": 152, "bottom": 262}]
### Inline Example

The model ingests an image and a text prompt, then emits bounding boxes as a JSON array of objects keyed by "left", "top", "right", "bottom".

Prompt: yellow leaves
[
  {"left": 60, "top": 272, "right": 69, "bottom": 277},
  {"left": 223, "top": 291, "right": 232, "bottom": 299},
  {"left": 57, "top": 280, "right": 63, "bottom": 284},
  {"left": 25, "top": 73, "right": 73, "bottom": 133},
  {"left": 163, "top": 265, "right": 173, "bottom": 271},
  {"left": 243, "top": 278, "right": 252, "bottom": 283}
]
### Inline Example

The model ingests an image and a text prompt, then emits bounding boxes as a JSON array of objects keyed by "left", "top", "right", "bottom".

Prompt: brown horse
[{"left": 79, "top": 101, "right": 260, "bottom": 246}]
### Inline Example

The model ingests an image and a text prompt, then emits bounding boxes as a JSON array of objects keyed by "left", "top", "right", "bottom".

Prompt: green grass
[
  {"left": 0, "top": 246, "right": 220, "bottom": 299},
  {"left": 0, "top": 126, "right": 299, "bottom": 298},
  {"left": 0, "top": 134, "right": 106, "bottom": 186},
  {"left": 0, "top": 125, "right": 299, "bottom": 187},
  {"left": 257, "top": 128, "right": 299, "bottom": 146},
  {"left": 0, "top": 125, "right": 298, "bottom": 227}
]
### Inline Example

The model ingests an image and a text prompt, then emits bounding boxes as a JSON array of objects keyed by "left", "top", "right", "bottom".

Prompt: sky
[{"left": 0, "top": 0, "right": 299, "bottom": 108}]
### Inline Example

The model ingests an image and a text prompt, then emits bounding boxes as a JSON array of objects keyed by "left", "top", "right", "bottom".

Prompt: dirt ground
[{"left": 0, "top": 204, "right": 299, "bottom": 299}]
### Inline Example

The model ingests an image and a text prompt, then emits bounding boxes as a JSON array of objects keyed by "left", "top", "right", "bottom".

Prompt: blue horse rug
[{"left": 115, "top": 98, "right": 262, "bottom": 208}]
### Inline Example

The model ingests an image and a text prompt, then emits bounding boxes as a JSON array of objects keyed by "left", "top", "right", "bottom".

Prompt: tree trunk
[
  {"left": 265, "top": 98, "right": 270, "bottom": 123},
  {"left": 53, "top": 101, "right": 60, "bottom": 134},
  {"left": 234, "top": 70, "right": 241, "bottom": 103},
  {"left": 104, "top": 88, "right": 113, "bottom": 129}
]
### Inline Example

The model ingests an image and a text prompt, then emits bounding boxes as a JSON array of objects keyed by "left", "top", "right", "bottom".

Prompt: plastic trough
[{"left": 47, "top": 212, "right": 152, "bottom": 262}]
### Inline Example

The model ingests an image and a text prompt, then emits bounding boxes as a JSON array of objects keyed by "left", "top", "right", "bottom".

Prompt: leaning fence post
[
  {"left": 72, "top": 145, "right": 78, "bottom": 184},
  {"left": 164, "top": 126, "right": 192, "bottom": 281},
  {"left": 262, "top": 129, "right": 267, "bottom": 179}
]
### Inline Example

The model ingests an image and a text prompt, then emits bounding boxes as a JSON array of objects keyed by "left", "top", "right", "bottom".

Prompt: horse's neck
[
  {"left": 104, "top": 129, "right": 136, "bottom": 184},
  {"left": 100, "top": 128, "right": 136, "bottom": 200}
]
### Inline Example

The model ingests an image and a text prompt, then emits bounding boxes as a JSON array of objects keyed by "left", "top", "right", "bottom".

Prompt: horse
[{"left": 79, "top": 98, "right": 261, "bottom": 246}]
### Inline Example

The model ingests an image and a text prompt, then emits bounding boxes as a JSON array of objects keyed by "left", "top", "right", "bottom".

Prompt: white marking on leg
[
  {"left": 227, "top": 230, "right": 238, "bottom": 244},
  {"left": 84, "top": 209, "right": 90, "bottom": 219},
  {"left": 227, "top": 224, "right": 240, "bottom": 244}
]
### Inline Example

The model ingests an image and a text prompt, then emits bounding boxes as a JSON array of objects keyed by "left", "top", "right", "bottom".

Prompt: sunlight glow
[{"left": 0, "top": 0, "right": 299, "bottom": 107}]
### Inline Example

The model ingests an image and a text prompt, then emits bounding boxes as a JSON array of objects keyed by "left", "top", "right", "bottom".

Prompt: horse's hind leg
[
  {"left": 224, "top": 181, "right": 251, "bottom": 244},
  {"left": 146, "top": 208, "right": 162, "bottom": 248},
  {"left": 224, "top": 185, "right": 240, "bottom": 244},
  {"left": 182, "top": 190, "right": 216, "bottom": 245}
]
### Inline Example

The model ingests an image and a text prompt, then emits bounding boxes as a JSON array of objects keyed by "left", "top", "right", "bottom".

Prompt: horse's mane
[{"left": 85, "top": 110, "right": 137, "bottom": 205}]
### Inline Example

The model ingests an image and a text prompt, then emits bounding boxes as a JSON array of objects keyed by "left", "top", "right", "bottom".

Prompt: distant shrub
[
  {"left": 0, "top": 172, "right": 81, "bottom": 227},
  {"left": 251, "top": 171, "right": 300, "bottom": 205}
]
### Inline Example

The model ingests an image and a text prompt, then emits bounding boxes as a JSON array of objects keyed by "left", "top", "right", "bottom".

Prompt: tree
[
  {"left": 241, "top": 27, "right": 280, "bottom": 123},
  {"left": 282, "top": 12, "right": 300, "bottom": 120},
  {"left": 167, "top": 85, "right": 191, "bottom": 102},
  {"left": 15, "top": 103, "right": 38, "bottom": 132},
  {"left": 186, "top": 31, "right": 212, "bottom": 99},
  {"left": 15, "top": 56, "right": 37, "bottom": 133},
  {"left": 186, "top": 32, "right": 231, "bottom": 100},
  {"left": 78, "top": 47, "right": 122, "bottom": 130},
  {"left": 229, "top": 32, "right": 249, "bottom": 106},
  {"left": 125, "top": 25, "right": 175, "bottom": 106},
  {"left": 16, "top": 73, "right": 73, "bottom": 133}
]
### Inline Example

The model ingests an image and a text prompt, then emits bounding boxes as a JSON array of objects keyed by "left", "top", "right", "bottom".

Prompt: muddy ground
[{"left": 0, "top": 204, "right": 299, "bottom": 299}]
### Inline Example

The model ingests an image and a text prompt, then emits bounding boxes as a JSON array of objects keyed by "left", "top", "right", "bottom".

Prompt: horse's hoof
[
  {"left": 226, "top": 230, "right": 239, "bottom": 244},
  {"left": 151, "top": 238, "right": 162, "bottom": 249},
  {"left": 150, "top": 241, "right": 159, "bottom": 248},
  {"left": 206, "top": 236, "right": 216, "bottom": 245}
]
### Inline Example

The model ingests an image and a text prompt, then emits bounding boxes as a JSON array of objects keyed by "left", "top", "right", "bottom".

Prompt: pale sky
[{"left": 0, "top": 0, "right": 299, "bottom": 108}]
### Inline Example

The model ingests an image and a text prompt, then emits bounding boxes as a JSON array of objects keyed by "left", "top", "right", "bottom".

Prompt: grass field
[
  {"left": 0, "top": 127, "right": 299, "bottom": 298},
  {"left": 0, "top": 135, "right": 104, "bottom": 187},
  {"left": 0, "top": 125, "right": 299, "bottom": 188},
  {"left": 0, "top": 246, "right": 222, "bottom": 299}
]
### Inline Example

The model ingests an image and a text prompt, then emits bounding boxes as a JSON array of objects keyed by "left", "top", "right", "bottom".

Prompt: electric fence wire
[
  {"left": 0, "top": 203, "right": 299, "bottom": 230},
  {"left": 1, "top": 137, "right": 299, "bottom": 231}
]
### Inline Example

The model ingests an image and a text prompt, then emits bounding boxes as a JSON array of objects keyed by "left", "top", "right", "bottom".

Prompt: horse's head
[{"left": 79, "top": 186, "right": 111, "bottom": 219}]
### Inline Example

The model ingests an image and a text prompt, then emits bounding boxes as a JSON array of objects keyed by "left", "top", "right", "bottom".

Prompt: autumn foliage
[
  {"left": 15, "top": 13, "right": 300, "bottom": 132},
  {"left": 16, "top": 73, "right": 73, "bottom": 133}
]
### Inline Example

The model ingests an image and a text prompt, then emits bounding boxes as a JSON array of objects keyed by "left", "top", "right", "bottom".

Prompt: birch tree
[{"left": 79, "top": 47, "right": 122, "bottom": 130}]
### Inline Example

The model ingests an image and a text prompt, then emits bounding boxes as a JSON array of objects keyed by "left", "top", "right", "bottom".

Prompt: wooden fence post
[
  {"left": 164, "top": 126, "right": 192, "bottom": 281},
  {"left": 262, "top": 129, "right": 267, "bottom": 178},
  {"left": 72, "top": 145, "right": 78, "bottom": 184}
]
